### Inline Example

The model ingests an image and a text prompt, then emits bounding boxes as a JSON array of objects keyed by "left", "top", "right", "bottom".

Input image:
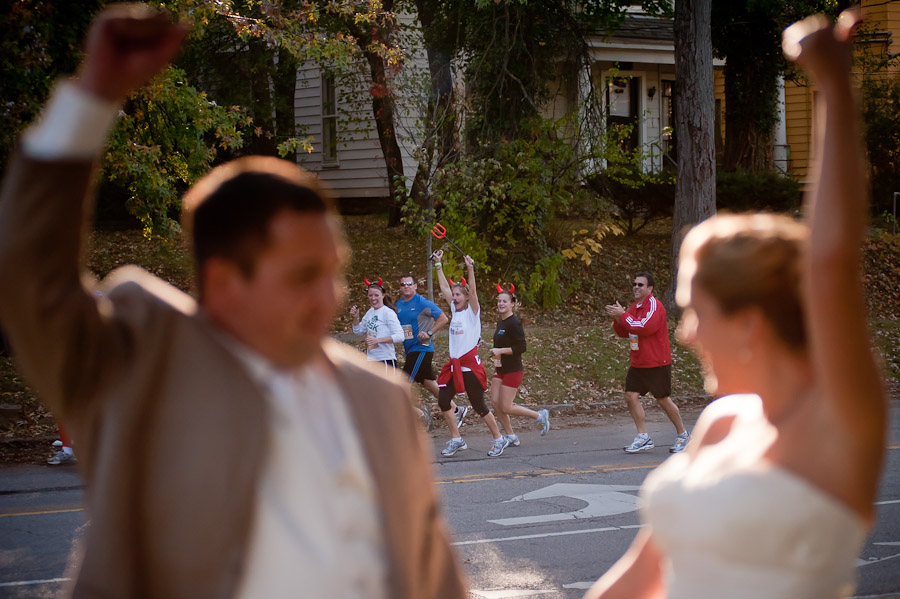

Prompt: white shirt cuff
[{"left": 21, "top": 81, "right": 119, "bottom": 160}]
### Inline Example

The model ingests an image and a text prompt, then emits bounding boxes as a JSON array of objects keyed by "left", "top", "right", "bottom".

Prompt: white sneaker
[
  {"left": 441, "top": 438, "right": 468, "bottom": 457},
  {"left": 624, "top": 434, "right": 654, "bottom": 453},
  {"left": 670, "top": 432, "right": 691, "bottom": 453},
  {"left": 504, "top": 434, "right": 520, "bottom": 447},
  {"left": 537, "top": 409, "right": 550, "bottom": 436},
  {"left": 487, "top": 436, "right": 510, "bottom": 457},
  {"left": 47, "top": 451, "right": 76, "bottom": 465}
]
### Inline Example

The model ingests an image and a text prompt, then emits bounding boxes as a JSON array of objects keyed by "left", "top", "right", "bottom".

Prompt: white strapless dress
[{"left": 641, "top": 394, "right": 867, "bottom": 599}]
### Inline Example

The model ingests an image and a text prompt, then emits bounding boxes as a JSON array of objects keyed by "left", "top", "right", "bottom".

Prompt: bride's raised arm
[{"left": 785, "top": 11, "right": 886, "bottom": 512}]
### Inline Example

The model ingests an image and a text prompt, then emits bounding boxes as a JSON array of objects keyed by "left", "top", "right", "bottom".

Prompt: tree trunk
[
  {"left": 668, "top": 0, "right": 716, "bottom": 310},
  {"left": 362, "top": 48, "right": 407, "bottom": 227},
  {"left": 273, "top": 50, "right": 299, "bottom": 153},
  {"left": 408, "top": 44, "right": 458, "bottom": 211},
  {"left": 719, "top": 19, "right": 779, "bottom": 172},
  {"left": 247, "top": 37, "right": 278, "bottom": 157}
]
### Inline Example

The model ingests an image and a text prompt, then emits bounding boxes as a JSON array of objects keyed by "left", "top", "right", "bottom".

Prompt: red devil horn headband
[
  {"left": 363, "top": 276, "right": 384, "bottom": 289},
  {"left": 449, "top": 277, "right": 468, "bottom": 287},
  {"left": 496, "top": 283, "right": 503, "bottom": 294},
  {"left": 496, "top": 283, "right": 516, "bottom": 295}
]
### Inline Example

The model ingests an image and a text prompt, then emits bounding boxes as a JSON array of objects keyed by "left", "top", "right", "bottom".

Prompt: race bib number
[
  {"left": 402, "top": 324, "right": 414, "bottom": 340},
  {"left": 629, "top": 334, "right": 639, "bottom": 351}
]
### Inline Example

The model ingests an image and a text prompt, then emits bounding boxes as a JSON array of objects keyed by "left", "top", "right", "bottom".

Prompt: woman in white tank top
[
  {"left": 431, "top": 251, "right": 511, "bottom": 458},
  {"left": 587, "top": 11, "right": 887, "bottom": 599}
]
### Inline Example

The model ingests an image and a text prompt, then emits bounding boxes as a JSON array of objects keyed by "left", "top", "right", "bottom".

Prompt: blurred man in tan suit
[{"left": 0, "top": 6, "right": 465, "bottom": 598}]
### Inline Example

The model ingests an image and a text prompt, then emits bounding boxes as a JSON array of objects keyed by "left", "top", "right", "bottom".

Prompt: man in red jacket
[{"left": 605, "top": 272, "right": 690, "bottom": 453}]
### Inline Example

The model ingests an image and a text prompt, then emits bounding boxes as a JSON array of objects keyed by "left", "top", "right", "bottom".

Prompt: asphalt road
[
  {"left": 1, "top": 401, "right": 898, "bottom": 599},
  {"left": 434, "top": 405, "right": 900, "bottom": 599}
]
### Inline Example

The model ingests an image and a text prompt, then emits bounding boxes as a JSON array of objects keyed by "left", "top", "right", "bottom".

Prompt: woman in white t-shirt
[
  {"left": 350, "top": 277, "right": 405, "bottom": 374},
  {"left": 432, "top": 251, "right": 509, "bottom": 458}
]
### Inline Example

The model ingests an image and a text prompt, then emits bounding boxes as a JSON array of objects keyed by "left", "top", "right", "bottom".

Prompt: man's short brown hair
[{"left": 182, "top": 156, "right": 335, "bottom": 282}]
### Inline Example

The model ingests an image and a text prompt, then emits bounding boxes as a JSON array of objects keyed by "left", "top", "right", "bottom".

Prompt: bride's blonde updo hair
[{"left": 676, "top": 214, "right": 809, "bottom": 352}]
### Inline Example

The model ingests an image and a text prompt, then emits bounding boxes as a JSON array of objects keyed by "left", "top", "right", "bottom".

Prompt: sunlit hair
[
  {"left": 181, "top": 156, "right": 342, "bottom": 294},
  {"left": 451, "top": 284, "right": 469, "bottom": 297},
  {"left": 677, "top": 214, "right": 808, "bottom": 351}
]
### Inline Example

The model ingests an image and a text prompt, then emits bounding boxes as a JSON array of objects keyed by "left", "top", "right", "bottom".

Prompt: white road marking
[
  {"left": 857, "top": 551, "right": 900, "bottom": 567},
  {"left": 453, "top": 524, "right": 643, "bottom": 546},
  {"left": 0, "top": 578, "right": 70, "bottom": 588},
  {"left": 874, "top": 499, "right": 900, "bottom": 505},
  {"left": 488, "top": 483, "right": 642, "bottom": 526},
  {"left": 562, "top": 581, "right": 595, "bottom": 590},
  {"left": 470, "top": 591, "right": 556, "bottom": 598}
]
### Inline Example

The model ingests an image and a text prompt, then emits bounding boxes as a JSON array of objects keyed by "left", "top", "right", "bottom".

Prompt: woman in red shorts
[{"left": 490, "top": 285, "right": 549, "bottom": 447}]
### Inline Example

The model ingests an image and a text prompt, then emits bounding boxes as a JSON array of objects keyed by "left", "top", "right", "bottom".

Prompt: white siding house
[{"left": 293, "top": 10, "right": 725, "bottom": 200}]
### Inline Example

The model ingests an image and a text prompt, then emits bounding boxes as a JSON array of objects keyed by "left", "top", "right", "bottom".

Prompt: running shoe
[
  {"left": 504, "top": 434, "right": 521, "bottom": 447},
  {"left": 670, "top": 432, "right": 691, "bottom": 453},
  {"left": 455, "top": 405, "right": 470, "bottom": 429},
  {"left": 487, "top": 436, "right": 511, "bottom": 457},
  {"left": 624, "top": 434, "right": 654, "bottom": 453},
  {"left": 537, "top": 409, "right": 550, "bottom": 436},
  {"left": 47, "top": 451, "right": 76, "bottom": 465},
  {"left": 441, "top": 438, "right": 468, "bottom": 457},
  {"left": 421, "top": 407, "right": 434, "bottom": 432}
]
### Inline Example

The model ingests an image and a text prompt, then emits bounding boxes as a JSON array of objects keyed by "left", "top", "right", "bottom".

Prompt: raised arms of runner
[
  {"left": 464, "top": 255, "right": 478, "bottom": 316},
  {"left": 433, "top": 250, "right": 454, "bottom": 306},
  {"left": 785, "top": 10, "right": 886, "bottom": 510}
]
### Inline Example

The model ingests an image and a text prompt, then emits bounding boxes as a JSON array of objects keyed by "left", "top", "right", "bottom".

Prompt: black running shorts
[
  {"left": 402, "top": 350, "right": 436, "bottom": 383},
  {"left": 625, "top": 364, "right": 672, "bottom": 399}
]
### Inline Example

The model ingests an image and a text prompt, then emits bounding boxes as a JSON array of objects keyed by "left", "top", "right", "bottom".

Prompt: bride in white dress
[{"left": 586, "top": 11, "right": 887, "bottom": 599}]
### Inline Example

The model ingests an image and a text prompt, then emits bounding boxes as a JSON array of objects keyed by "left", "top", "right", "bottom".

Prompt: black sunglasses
[{"left": 633, "top": 283, "right": 646, "bottom": 287}]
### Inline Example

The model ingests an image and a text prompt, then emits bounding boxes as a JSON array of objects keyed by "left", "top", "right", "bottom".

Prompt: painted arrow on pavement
[{"left": 488, "top": 483, "right": 642, "bottom": 527}]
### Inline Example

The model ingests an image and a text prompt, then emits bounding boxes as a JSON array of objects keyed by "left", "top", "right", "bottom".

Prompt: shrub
[
  {"left": 715, "top": 171, "right": 801, "bottom": 213},
  {"left": 585, "top": 171, "right": 675, "bottom": 235}
]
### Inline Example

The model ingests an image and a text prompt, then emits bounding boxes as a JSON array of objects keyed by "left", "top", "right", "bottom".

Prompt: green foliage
[
  {"left": 711, "top": 0, "right": 837, "bottom": 172},
  {"left": 857, "top": 24, "right": 900, "bottom": 217},
  {"left": 0, "top": 1, "right": 104, "bottom": 171},
  {"left": 420, "top": 0, "right": 669, "bottom": 150},
  {"left": 406, "top": 118, "right": 581, "bottom": 267},
  {"left": 715, "top": 170, "right": 801, "bottom": 213},
  {"left": 586, "top": 171, "right": 676, "bottom": 236},
  {"left": 587, "top": 167, "right": 801, "bottom": 238},
  {"left": 103, "top": 68, "right": 251, "bottom": 237},
  {"left": 525, "top": 253, "right": 566, "bottom": 308},
  {"left": 403, "top": 115, "right": 630, "bottom": 307}
]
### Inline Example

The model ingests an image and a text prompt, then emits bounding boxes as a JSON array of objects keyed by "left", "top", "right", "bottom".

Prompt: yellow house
[{"left": 784, "top": 0, "right": 900, "bottom": 183}]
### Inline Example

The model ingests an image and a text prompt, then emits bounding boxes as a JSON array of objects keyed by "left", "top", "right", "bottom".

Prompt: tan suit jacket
[{"left": 0, "top": 155, "right": 467, "bottom": 599}]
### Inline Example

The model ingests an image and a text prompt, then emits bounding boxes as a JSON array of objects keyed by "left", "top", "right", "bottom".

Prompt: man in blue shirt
[{"left": 395, "top": 273, "right": 465, "bottom": 430}]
